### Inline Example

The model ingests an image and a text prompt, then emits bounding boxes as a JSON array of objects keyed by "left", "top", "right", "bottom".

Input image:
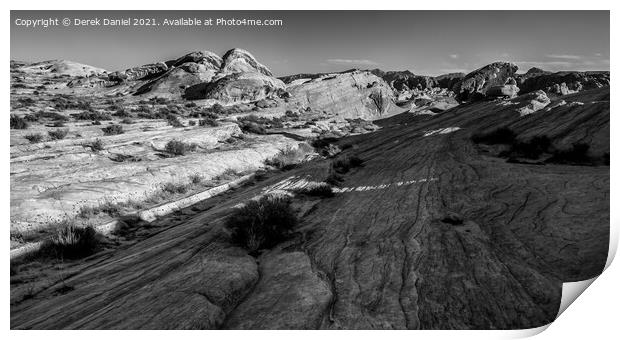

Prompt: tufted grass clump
[
  {"left": 226, "top": 195, "right": 297, "bottom": 253},
  {"left": 37, "top": 221, "right": 101, "bottom": 260}
]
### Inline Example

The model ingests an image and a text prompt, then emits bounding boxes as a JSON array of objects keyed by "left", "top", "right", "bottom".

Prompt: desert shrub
[
  {"left": 185, "top": 102, "right": 197, "bottom": 108},
  {"left": 92, "top": 120, "right": 102, "bottom": 125},
  {"left": 325, "top": 171, "right": 344, "bottom": 186},
  {"left": 211, "top": 103, "right": 225, "bottom": 114},
  {"left": 74, "top": 111, "right": 112, "bottom": 121},
  {"left": 161, "top": 182, "right": 191, "bottom": 194},
  {"left": 24, "top": 133, "right": 44, "bottom": 143},
  {"left": 101, "top": 124, "right": 124, "bottom": 136},
  {"left": 500, "top": 135, "right": 552, "bottom": 159},
  {"left": 10, "top": 115, "right": 29, "bottom": 129},
  {"left": 48, "top": 129, "right": 69, "bottom": 140},
  {"left": 295, "top": 183, "right": 334, "bottom": 198},
  {"left": 121, "top": 118, "right": 134, "bottom": 124},
  {"left": 471, "top": 127, "right": 517, "bottom": 145},
  {"left": 17, "top": 97, "right": 35, "bottom": 107},
  {"left": 167, "top": 115, "right": 184, "bottom": 128},
  {"left": 23, "top": 114, "right": 39, "bottom": 122},
  {"left": 38, "top": 222, "right": 100, "bottom": 260},
  {"left": 189, "top": 173, "right": 204, "bottom": 184},
  {"left": 113, "top": 107, "right": 130, "bottom": 117},
  {"left": 89, "top": 139, "right": 104, "bottom": 151},
  {"left": 199, "top": 118, "right": 219, "bottom": 127},
  {"left": 331, "top": 155, "right": 364, "bottom": 174},
  {"left": 238, "top": 121, "right": 266, "bottom": 134},
  {"left": 200, "top": 111, "right": 218, "bottom": 119},
  {"left": 213, "top": 168, "right": 239, "bottom": 181},
  {"left": 188, "top": 120, "right": 196, "bottom": 126},
  {"left": 165, "top": 139, "right": 197, "bottom": 156},
  {"left": 547, "top": 143, "right": 600, "bottom": 165},
  {"left": 52, "top": 96, "right": 92, "bottom": 111},
  {"left": 265, "top": 146, "right": 306, "bottom": 170},
  {"left": 52, "top": 121, "right": 66, "bottom": 127},
  {"left": 226, "top": 195, "right": 298, "bottom": 253}
]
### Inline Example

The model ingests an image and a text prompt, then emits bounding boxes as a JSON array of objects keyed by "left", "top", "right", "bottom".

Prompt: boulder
[{"left": 452, "top": 62, "right": 519, "bottom": 102}]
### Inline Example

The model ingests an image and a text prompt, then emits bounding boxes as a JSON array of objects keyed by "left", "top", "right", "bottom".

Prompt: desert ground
[{"left": 10, "top": 49, "right": 610, "bottom": 329}]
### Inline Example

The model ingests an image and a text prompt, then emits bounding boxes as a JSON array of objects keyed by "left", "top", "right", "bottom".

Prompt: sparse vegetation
[
  {"left": 226, "top": 195, "right": 298, "bottom": 253},
  {"left": 165, "top": 139, "right": 198, "bottom": 156},
  {"left": 120, "top": 118, "right": 134, "bottom": 124},
  {"left": 472, "top": 127, "right": 608, "bottom": 166},
  {"left": 24, "top": 133, "right": 44, "bottom": 144},
  {"left": 189, "top": 173, "right": 204, "bottom": 184},
  {"left": 161, "top": 182, "right": 191, "bottom": 195},
  {"left": 265, "top": 146, "right": 307, "bottom": 170},
  {"left": 331, "top": 155, "right": 364, "bottom": 174},
  {"left": 101, "top": 124, "right": 124, "bottom": 136},
  {"left": 89, "top": 139, "right": 104, "bottom": 152},
  {"left": 48, "top": 129, "right": 69, "bottom": 140},
  {"left": 294, "top": 183, "right": 334, "bottom": 198},
  {"left": 74, "top": 111, "right": 112, "bottom": 121},
  {"left": 167, "top": 115, "right": 184, "bottom": 128},
  {"left": 37, "top": 221, "right": 100, "bottom": 260},
  {"left": 199, "top": 118, "right": 219, "bottom": 127},
  {"left": 10, "top": 115, "right": 29, "bottom": 129},
  {"left": 471, "top": 127, "right": 516, "bottom": 145}
]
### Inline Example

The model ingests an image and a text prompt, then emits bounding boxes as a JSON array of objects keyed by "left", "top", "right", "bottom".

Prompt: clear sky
[{"left": 11, "top": 10, "right": 610, "bottom": 77}]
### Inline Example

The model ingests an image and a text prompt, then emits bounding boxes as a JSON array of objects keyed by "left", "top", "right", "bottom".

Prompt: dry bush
[{"left": 226, "top": 195, "right": 297, "bottom": 253}]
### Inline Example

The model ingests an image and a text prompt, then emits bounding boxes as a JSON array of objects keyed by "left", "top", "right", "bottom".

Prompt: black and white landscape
[{"left": 9, "top": 10, "right": 610, "bottom": 330}]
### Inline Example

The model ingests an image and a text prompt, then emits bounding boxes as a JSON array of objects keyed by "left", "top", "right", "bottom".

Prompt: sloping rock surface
[{"left": 11, "top": 87, "right": 609, "bottom": 330}]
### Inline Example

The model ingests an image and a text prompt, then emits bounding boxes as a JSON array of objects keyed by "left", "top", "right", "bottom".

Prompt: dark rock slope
[
  {"left": 452, "top": 62, "right": 519, "bottom": 101},
  {"left": 11, "top": 87, "right": 609, "bottom": 330}
]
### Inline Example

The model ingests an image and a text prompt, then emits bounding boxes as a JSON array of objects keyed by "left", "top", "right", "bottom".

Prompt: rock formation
[
  {"left": 370, "top": 69, "right": 465, "bottom": 92},
  {"left": 16, "top": 60, "right": 107, "bottom": 77},
  {"left": 512, "top": 90, "right": 551, "bottom": 116},
  {"left": 184, "top": 72, "right": 285, "bottom": 103},
  {"left": 452, "top": 62, "right": 519, "bottom": 102},
  {"left": 286, "top": 71, "right": 402, "bottom": 120},
  {"left": 516, "top": 70, "right": 609, "bottom": 96}
]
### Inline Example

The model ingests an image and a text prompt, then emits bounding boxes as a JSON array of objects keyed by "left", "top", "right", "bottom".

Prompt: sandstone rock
[
  {"left": 224, "top": 251, "right": 332, "bottom": 329},
  {"left": 18, "top": 60, "right": 107, "bottom": 77},
  {"left": 512, "top": 90, "right": 551, "bottom": 116},
  {"left": 517, "top": 70, "right": 609, "bottom": 95},
  {"left": 184, "top": 72, "right": 285, "bottom": 104},
  {"left": 172, "top": 51, "right": 222, "bottom": 70},
  {"left": 370, "top": 69, "right": 464, "bottom": 92},
  {"left": 135, "top": 64, "right": 217, "bottom": 98},
  {"left": 221, "top": 48, "right": 273, "bottom": 76},
  {"left": 452, "top": 62, "right": 518, "bottom": 101},
  {"left": 486, "top": 84, "right": 520, "bottom": 98},
  {"left": 286, "top": 71, "right": 401, "bottom": 120},
  {"left": 109, "top": 62, "right": 169, "bottom": 82}
]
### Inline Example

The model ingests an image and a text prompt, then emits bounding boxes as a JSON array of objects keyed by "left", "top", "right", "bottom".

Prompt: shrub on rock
[{"left": 226, "top": 195, "right": 297, "bottom": 253}]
